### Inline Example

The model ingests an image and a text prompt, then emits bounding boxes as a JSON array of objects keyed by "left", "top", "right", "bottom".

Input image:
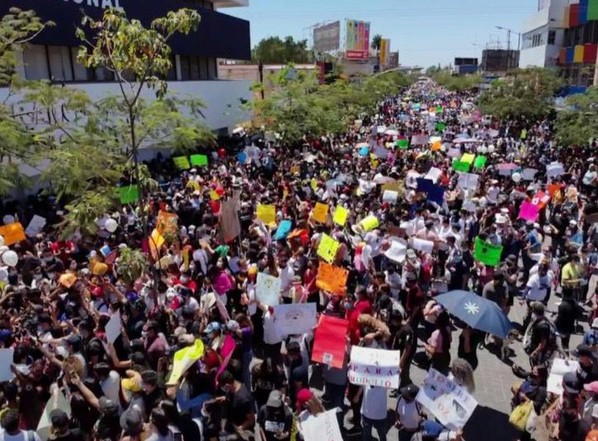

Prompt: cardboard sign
[
  {"left": 317, "top": 234, "right": 340, "bottom": 263},
  {"left": 105, "top": 311, "right": 122, "bottom": 344},
  {"left": 301, "top": 409, "right": 343, "bottom": 441},
  {"left": 272, "top": 303, "right": 317, "bottom": 336},
  {"left": 173, "top": 156, "right": 191, "bottom": 170},
  {"left": 547, "top": 358, "right": 580, "bottom": 395},
  {"left": 58, "top": 273, "right": 77, "bottom": 288},
  {"left": 311, "top": 315, "right": 348, "bottom": 369},
  {"left": 0, "top": 222, "right": 26, "bottom": 246},
  {"left": 316, "top": 262, "right": 348, "bottom": 295},
  {"left": 190, "top": 154, "right": 208, "bottom": 166},
  {"left": 412, "top": 237, "right": 434, "bottom": 254},
  {"left": 118, "top": 185, "right": 139, "bottom": 205},
  {"left": 333, "top": 206, "right": 349, "bottom": 226},
  {"left": 256, "top": 204, "right": 276, "bottom": 226},
  {"left": 457, "top": 172, "right": 479, "bottom": 190},
  {"left": 348, "top": 346, "right": 401, "bottom": 388},
  {"left": 255, "top": 273, "right": 281, "bottom": 306},
  {"left": 312, "top": 202, "right": 329, "bottom": 224},
  {"left": 25, "top": 215, "right": 46, "bottom": 237},
  {"left": 474, "top": 237, "right": 503, "bottom": 267},
  {"left": 416, "top": 368, "right": 478, "bottom": 430}
]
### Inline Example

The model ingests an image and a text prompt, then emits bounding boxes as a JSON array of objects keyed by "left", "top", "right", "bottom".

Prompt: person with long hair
[
  {"left": 449, "top": 359, "right": 475, "bottom": 394},
  {"left": 424, "top": 311, "right": 452, "bottom": 375}
]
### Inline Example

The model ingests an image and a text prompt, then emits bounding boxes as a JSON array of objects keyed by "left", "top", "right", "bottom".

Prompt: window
[
  {"left": 208, "top": 57, "right": 217, "bottom": 79},
  {"left": 199, "top": 57, "right": 209, "bottom": 80},
  {"left": 548, "top": 30, "right": 556, "bottom": 45},
  {"left": 47, "top": 46, "right": 73, "bottom": 82},
  {"left": 71, "top": 48, "right": 92, "bottom": 81},
  {"left": 22, "top": 45, "right": 49, "bottom": 80},
  {"left": 189, "top": 56, "right": 200, "bottom": 80}
]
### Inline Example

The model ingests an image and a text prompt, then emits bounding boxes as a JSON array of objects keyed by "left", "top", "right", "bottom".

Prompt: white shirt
[
  {"left": 525, "top": 273, "right": 552, "bottom": 301},
  {"left": 101, "top": 370, "right": 122, "bottom": 411},
  {"left": 361, "top": 385, "right": 388, "bottom": 420},
  {"left": 263, "top": 310, "right": 283, "bottom": 344},
  {"left": 0, "top": 430, "right": 42, "bottom": 441},
  {"left": 279, "top": 264, "right": 295, "bottom": 298}
]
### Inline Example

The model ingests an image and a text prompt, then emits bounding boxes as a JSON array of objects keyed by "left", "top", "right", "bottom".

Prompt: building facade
[
  {"left": 482, "top": 49, "right": 520, "bottom": 73},
  {"left": 0, "top": 0, "right": 252, "bottom": 132}
]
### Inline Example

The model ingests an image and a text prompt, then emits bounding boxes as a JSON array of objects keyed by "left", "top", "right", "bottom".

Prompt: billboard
[
  {"left": 346, "top": 19, "right": 371, "bottom": 60},
  {"left": 380, "top": 38, "right": 391, "bottom": 66},
  {"left": 388, "top": 52, "right": 399, "bottom": 68},
  {"left": 313, "top": 21, "right": 341, "bottom": 53}
]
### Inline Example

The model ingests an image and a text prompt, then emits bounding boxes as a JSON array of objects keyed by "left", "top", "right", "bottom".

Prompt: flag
[{"left": 167, "top": 339, "right": 205, "bottom": 385}]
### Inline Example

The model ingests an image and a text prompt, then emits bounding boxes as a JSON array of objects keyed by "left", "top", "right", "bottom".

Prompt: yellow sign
[
  {"left": 149, "top": 228, "right": 165, "bottom": 259},
  {"left": 461, "top": 153, "right": 475, "bottom": 165},
  {"left": 317, "top": 233, "right": 340, "bottom": 263},
  {"left": 312, "top": 202, "right": 329, "bottom": 224},
  {"left": 256, "top": 204, "right": 276, "bottom": 226},
  {"left": 360, "top": 215, "right": 379, "bottom": 232},
  {"left": 381, "top": 181, "right": 403, "bottom": 194},
  {"left": 333, "top": 206, "right": 349, "bottom": 226}
]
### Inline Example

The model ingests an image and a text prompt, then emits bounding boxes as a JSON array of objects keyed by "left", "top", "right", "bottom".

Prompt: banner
[
  {"left": 474, "top": 237, "right": 503, "bottom": 267},
  {"left": 312, "top": 315, "right": 348, "bottom": 369},
  {"left": 301, "top": 409, "right": 343, "bottom": 441},
  {"left": 348, "top": 346, "right": 401, "bottom": 388},
  {"left": 380, "top": 38, "right": 390, "bottom": 66},
  {"left": 256, "top": 273, "right": 281, "bottom": 306},
  {"left": 273, "top": 303, "right": 317, "bottom": 336},
  {"left": 346, "top": 19, "right": 370, "bottom": 60},
  {"left": 0, "top": 222, "right": 26, "bottom": 246},
  {"left": 167, "top": 339, "right": 205, "bottom": 385},
  {"left": 518, "top": 201, "right": 539, "bottom": 222},
  {"left": 317, "top": 233, "right": 340, "bottom": 263},
  {"left": 416, "top": 369, "right": 478, "bottom": 430},
  {"left": 173, "top": 156, "right": 191, "bottom": 170},
  {"left": 316, "top": 262, "right": 348, "bottom": 295},
  {"left": 313, "top": 21, "right": 341, "bottom": 53},
  {"left": 333, "top": 206, "right": 349, "bottom": 226}
]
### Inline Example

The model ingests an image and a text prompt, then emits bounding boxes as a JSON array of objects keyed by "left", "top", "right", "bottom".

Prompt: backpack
[{"left": 540, "top": 318, "right": 559, "bottom": 355}]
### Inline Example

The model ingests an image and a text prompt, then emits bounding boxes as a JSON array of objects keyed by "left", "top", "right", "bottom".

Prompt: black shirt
[
  {"left": 226, "top": 384, "right": 255, "bottom": 429},
  {"left": 529, "top": 319, "right": 551, "bottom": 352},
  {"left": 257, "top": 405, "right": 293, "bottom": 441},
  {"left": 54, "top": 428, "right": 85, "bottom": 441}
]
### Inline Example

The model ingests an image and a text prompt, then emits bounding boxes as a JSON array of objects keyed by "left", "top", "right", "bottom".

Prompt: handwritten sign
[
  {"left": 312, "top": 202, "right": 329, "bottom": 224},
  {"left": 272, "top": 303, "right": 317, "bottom": 336},
  {"left": 256, "top": 204, "right": 276, "bottom": 226},
  {"left": 255, "top": 273, "right": 281, "bottom": 306},
  {"left": 518, "top": 201, "right": 539, "bottom": 222},
  {"left": 348, "top": 346, "right": 401, "bottom": 389},
  {"left": 316, "top": 262, "right": 348, "bottom": 296},
  {"left": 333, "top": 206, "right": 349, "bottom": 226},
  {"left": 301, "top": 409, "right": 343, "bottom": 441},
  {"left": 416, "top": 368, "right": 478, "bottom": 430},
  {"left": 317, "top": 234, "right": 340, "bottom": 263}
]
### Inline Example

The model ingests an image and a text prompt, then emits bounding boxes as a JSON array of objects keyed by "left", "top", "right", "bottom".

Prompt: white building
[{"left": 519, "top": 0, "right": 569, "bottom": 68}]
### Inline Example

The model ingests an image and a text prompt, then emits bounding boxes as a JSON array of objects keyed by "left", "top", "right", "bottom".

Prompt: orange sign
[
  {"left": 0, "top": 222, "right": 26, "bottom": 246},
  {"left": 316, "top": 262, "right": 348, "bottom": 296},
  {"left": 312, "top": 202, "right": 329, "bottom": 224},
  {"left": 156, "top": 211, "right": 178, "bottom": 237}
]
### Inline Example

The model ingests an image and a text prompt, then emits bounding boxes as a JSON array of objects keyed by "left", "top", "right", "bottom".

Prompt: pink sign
[{"left": 518, "top": 201, "right": 539, "bottom": 222}]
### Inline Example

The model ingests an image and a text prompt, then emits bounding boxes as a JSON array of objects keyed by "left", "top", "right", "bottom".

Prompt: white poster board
[
  {"left": 425, "top": 167, "right": 442, "bottom": 183},
  {"left": 256, "top": 273, "right": 281, "bottom": 306},
  {"left": 348, "top": 346, "right": 401, "bottom": 388},
  {"left": 37, "top": 386, "right": 71, "bottom": 441},
  {"left": 272, "top": 303, "right": 317, "bottom": 336},
  {"left": 384, "top": 240, "right": 407, "bottom": 263},
  {"left": 547, "top": 358, "right": 580, "bottom": 395},
  {"left": 382, "top": 190, "right": 399, "bottom": 203},
  {"left": 416, "top": 368, "right": 478, "bottom": 430},
  {"left": 546, "top": 162, "right": 565, "bottom": 178},
  {"left": 25, "top": 215, "right": 46, "bottom": 237},
  {"left": 457, "top": 172, "right": 480, "bottom": 190},
  {"left": 105, "top": 311, "right": 122, "bottom": 344},
  {"left": 301, "top": 409, "right": 343, "bottom": 441},
  {"left": 0, "top": 348, "right": 14, "bottom": 381},
  {"left": 412, "top": 237, "right": 435, "bottom": 254},
  {"left": 522, "top": 168, "right": 538, "bottom": 181}
]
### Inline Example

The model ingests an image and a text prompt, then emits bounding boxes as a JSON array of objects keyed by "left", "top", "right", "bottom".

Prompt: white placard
[
  {"left": 405, "top": 170, "right": 421, "bottom": 189},
  {"left": 272, "top": 303, "right": 317, "bottom": 336},
  {"left": 546, "top": 162, "right": 564, "bottom": 178},
  {"left": 547, "top": 358, "right": 579, "bottom": 395},
  {"left": 105, "top": 311, "right": 122, "bottom": 344},
  {"left": 25, "top": 215, "right": 47, "bottom": 237},
  {"left": 425, "top": 167, "right": 442, "bottom": 183},
  {"left": 457, "top": 172, "right": 480, "bottom": 190},
  {"left": 256, "top": 273, "right": 281, "bottom": 306},
  {"left": 412, "top": 237, "right": 435, "bottom": 254},
  {"left": 522, "top": 168, "right": 538, "bottom": 181},
  {"left": 348, "top": 346, "right": 401, "bottom": 388},
  {"left": 301, "top": 409, "right": 343, "bottom": 441},
  {"left": 384, "top": 240, "right": 407, "bottom": 263},
  {"left": 0, "top": 348, "right": 14, "bottom": 381},
  {"left": 447, "top": 148, "right": 461, "bottom": 158},
  {"left": 416, "top": 368, "right": 478, "bottom": 430},
  {"left": 382, "top": 190, "right": 399, "bottom": 203}
]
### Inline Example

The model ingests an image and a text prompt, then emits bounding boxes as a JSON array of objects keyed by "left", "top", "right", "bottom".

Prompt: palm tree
[{"left": 371, "top": 34, "right": 382, "bottom": 71}]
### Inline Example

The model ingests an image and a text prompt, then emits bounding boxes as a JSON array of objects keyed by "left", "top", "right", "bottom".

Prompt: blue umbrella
[{"left": 434, "top": 290, "right": 513, "bottom": 338}]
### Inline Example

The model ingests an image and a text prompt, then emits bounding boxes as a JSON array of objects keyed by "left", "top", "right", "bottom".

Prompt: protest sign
[
  {"left": 447, "top": 147, "right": 461, "bottom": 158},
  {"left": 25, "top": 215, "right": 46, "bottom": 237},
  {"left": 301, "top": 409, "right": 343, "bottom": 441},
  {"left": 473, "top": 155, "right": 487, "bottom": 169},
  {"left": 412, "top": 237, "right": 434, "bottom": 254},
  {"left": 156, "top": 211, "right": 178, "bottom": 236},
  {"left": 274, "top": 220, "right": 293, "bottom": 241},
  {"left": 411, "top": 135, "right": 429, "bottom": 145},
  {"left": 397, "top": 139, "right": 409, "bottom": 149},
  {"left": 273, "top": 303, "right": 317, "bottom": 336},
  {"left": 359, "top": 215, "right": 380, "bottom": 232},
  {"left": 427, "top": 185, "right": 445, "bottom": 205},
  {"left": 435, "top": 122, "right": 446, "bottom": 132},
  {"left": 452, "top": 161, "right": 470, "bottom": 173},
  {"left": 0, "top": 222, "right": 26, "bottom": 246},
  {"left": 168, "top": 339, "right": 205, "bottom": 385},
  {"left": 474, "top": 237, "right": 503, "bottom": 267},
  {"left": 417, "top": 178, "right": 434, "bottom": 193},
  {"left": 333, "top": 206, "right": 349, "bottom": 226},
  {"left": 0, "top": 348, "right": 14, "bottom": 381},
  {"left": 416, "top": 369, "right": 478, "bottom": 430},
  {"left": 348, "top": 346, "right": 401, "bottom": 388},
  {"left": 190, "top": 154, "right": 208, "bottom": 166},
  {"left": 149, "top": 228, "right": 165, "bottom": 259},
  {"left": 311, "top": 315, "right": 348, "bottom": 369},
  {"left": 382, "top": 190, "right": 399, "bottom": 203},
  {"left": 522, "top": 168, "right": 538, "bottom": 181},
  {"left": 59, "top": 273, "right": 77, "bottom": 288},
  {"left": 461, "top": 153, "right": 475, "bottom": 165},
  {"left": 547, "top": 358, "right": 580, "bottom": 395},
  {"left": 256, "top": 204, "right": 276, "bottom": 226},
  {"left": 384, "top": 240, "right": 407, "bottom": 263},
  {"left": 313, "top": 202, "right": 329, "bottom": 224},
  {"left": 173, "top": 156, "right": 191, "bottom": 170},
  {"left": 118, "top": 185, "right": 139, "bottom": 204},
  {"left": 381, "top": 181, "right": 403, "bottom": 194},
  {"left": 425, "top": 167, "right": 442, "bottom": 183},
  {"left": 317, "top": 234, "right": 340, "bottom": 263},
  {"left": 457, "top": 172, "right": 480, "bottom": 190},
  {"left": 256, "top": 273, "right": 281, "bottom": 306},
  {"left": 518, "top": 201, "right": 539, "bottom": 222},
  {"left": 105, "top": 311, "right": 122, "bottom": 344},
  {"left": 316, "top": 262, "right": 348, "bottom": 295},
  {"left": 220, "top": 199, "right": 241, "bottom": 243}
]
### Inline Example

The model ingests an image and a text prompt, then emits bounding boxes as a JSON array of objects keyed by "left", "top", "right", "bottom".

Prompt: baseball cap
[
  {"left": 400, "top": 384, "right": 420, "bottom": 400},
  {"left": 204, "top": 322, "right": 222, "bottom": 334},
  {"left": 50, "top": 409, "right": 69, "bottom": 428},
  {"left": 421, "top": 420, "right": 444, "bottom": 438},
  {"left": 563, "top": 372, "right": 582, "bottom": 394},
  {"left": 266, "top": 390, "right": 283, "bottom": 408},
  {"left": 575, "top": 344, "right": 593, "bottom": 358}
]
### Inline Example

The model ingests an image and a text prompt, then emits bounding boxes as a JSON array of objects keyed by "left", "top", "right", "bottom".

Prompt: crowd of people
[{"left": 0, "top": 78, "right": 596, "bottom": 441}]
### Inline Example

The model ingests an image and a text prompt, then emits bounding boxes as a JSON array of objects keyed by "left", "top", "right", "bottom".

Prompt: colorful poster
[
  {"left": 316, "top": 262, "right": 348, "bottom": 295},
  {"left": 474, "top": 237, "right": 503, "bottom": 267},
  {"left": 190, "top": 154, "right": 209, "bottom": 166},
  {"left": 256, "top": 273, "right": 281, "bottom": 306},
  {"left": 25, "top": 215, "right": 47, "bottom": 237},
  {"left": 518, "top": 201, "right": 540, "bottom": 222},
  {"left": 301, "top": 409, "right": 343, "bottom": 441},
  {"left": 313, "top": 21, "right": 341, "bottom": 53},
  {"left": 311, "top": 315, "right": 348, "bottom": 369},
  {"left": 272, "top": 303, "right": 317, "bottom": 336},
  {"left": 0, "top": 222, "right": 26, "bottom": 246},
  {"left": 416, "top": 369, "right": 478, "bottom": 430},
  {"left": 312, "top": 202, "right": 329, "bottom": 224},
  {"left": 333, "top": 206, "right": 349, "bottom": 226},
  {"left": 348, "top": 346, "right": 401, "bottom": 388},
  {"left": 473, "top": 155, "right": 487, "bottom": 169},
  {"left": 167, "top": 339, "right": 205, "bottom": 385},
  {"left": 173, "top": 156, "right": 191, "bottom": 170},
  {"left": 317, "top": 233, "right": 340, "bottom": 263},
  {"left": 256, "top": 204, "right": 276, "bottom": 225},
  {"left": 345, "top": 19, "right": 370, "bottom": 60},
  {"left": 460, "top": 153, "right": 475, "bottom": 164}
]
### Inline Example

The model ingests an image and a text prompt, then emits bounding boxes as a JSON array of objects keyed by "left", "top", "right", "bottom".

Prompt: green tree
[
  {"left": 431, "top": 69, "right": 481, "bottom": 92},
  {"left": 555, "top": 86, "right": 598, "bottom": 147},
  {"left": 252, "top": 36, "right": 313, "bottom": 64},
  {"left": 479, "top": 67, "right": 562, "bottom": 120},
  {"left": 371, "top": 34, "right": 382, "bottom": 54}
]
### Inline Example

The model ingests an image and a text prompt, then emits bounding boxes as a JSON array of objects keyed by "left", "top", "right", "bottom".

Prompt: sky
[{"left": 224, "top": 0, "right": 540, "bottom": 67}]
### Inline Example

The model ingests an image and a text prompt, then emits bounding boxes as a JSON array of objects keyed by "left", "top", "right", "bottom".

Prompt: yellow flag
[{"left": 167, "top": 339, "right": 205, "bottom": 385}]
